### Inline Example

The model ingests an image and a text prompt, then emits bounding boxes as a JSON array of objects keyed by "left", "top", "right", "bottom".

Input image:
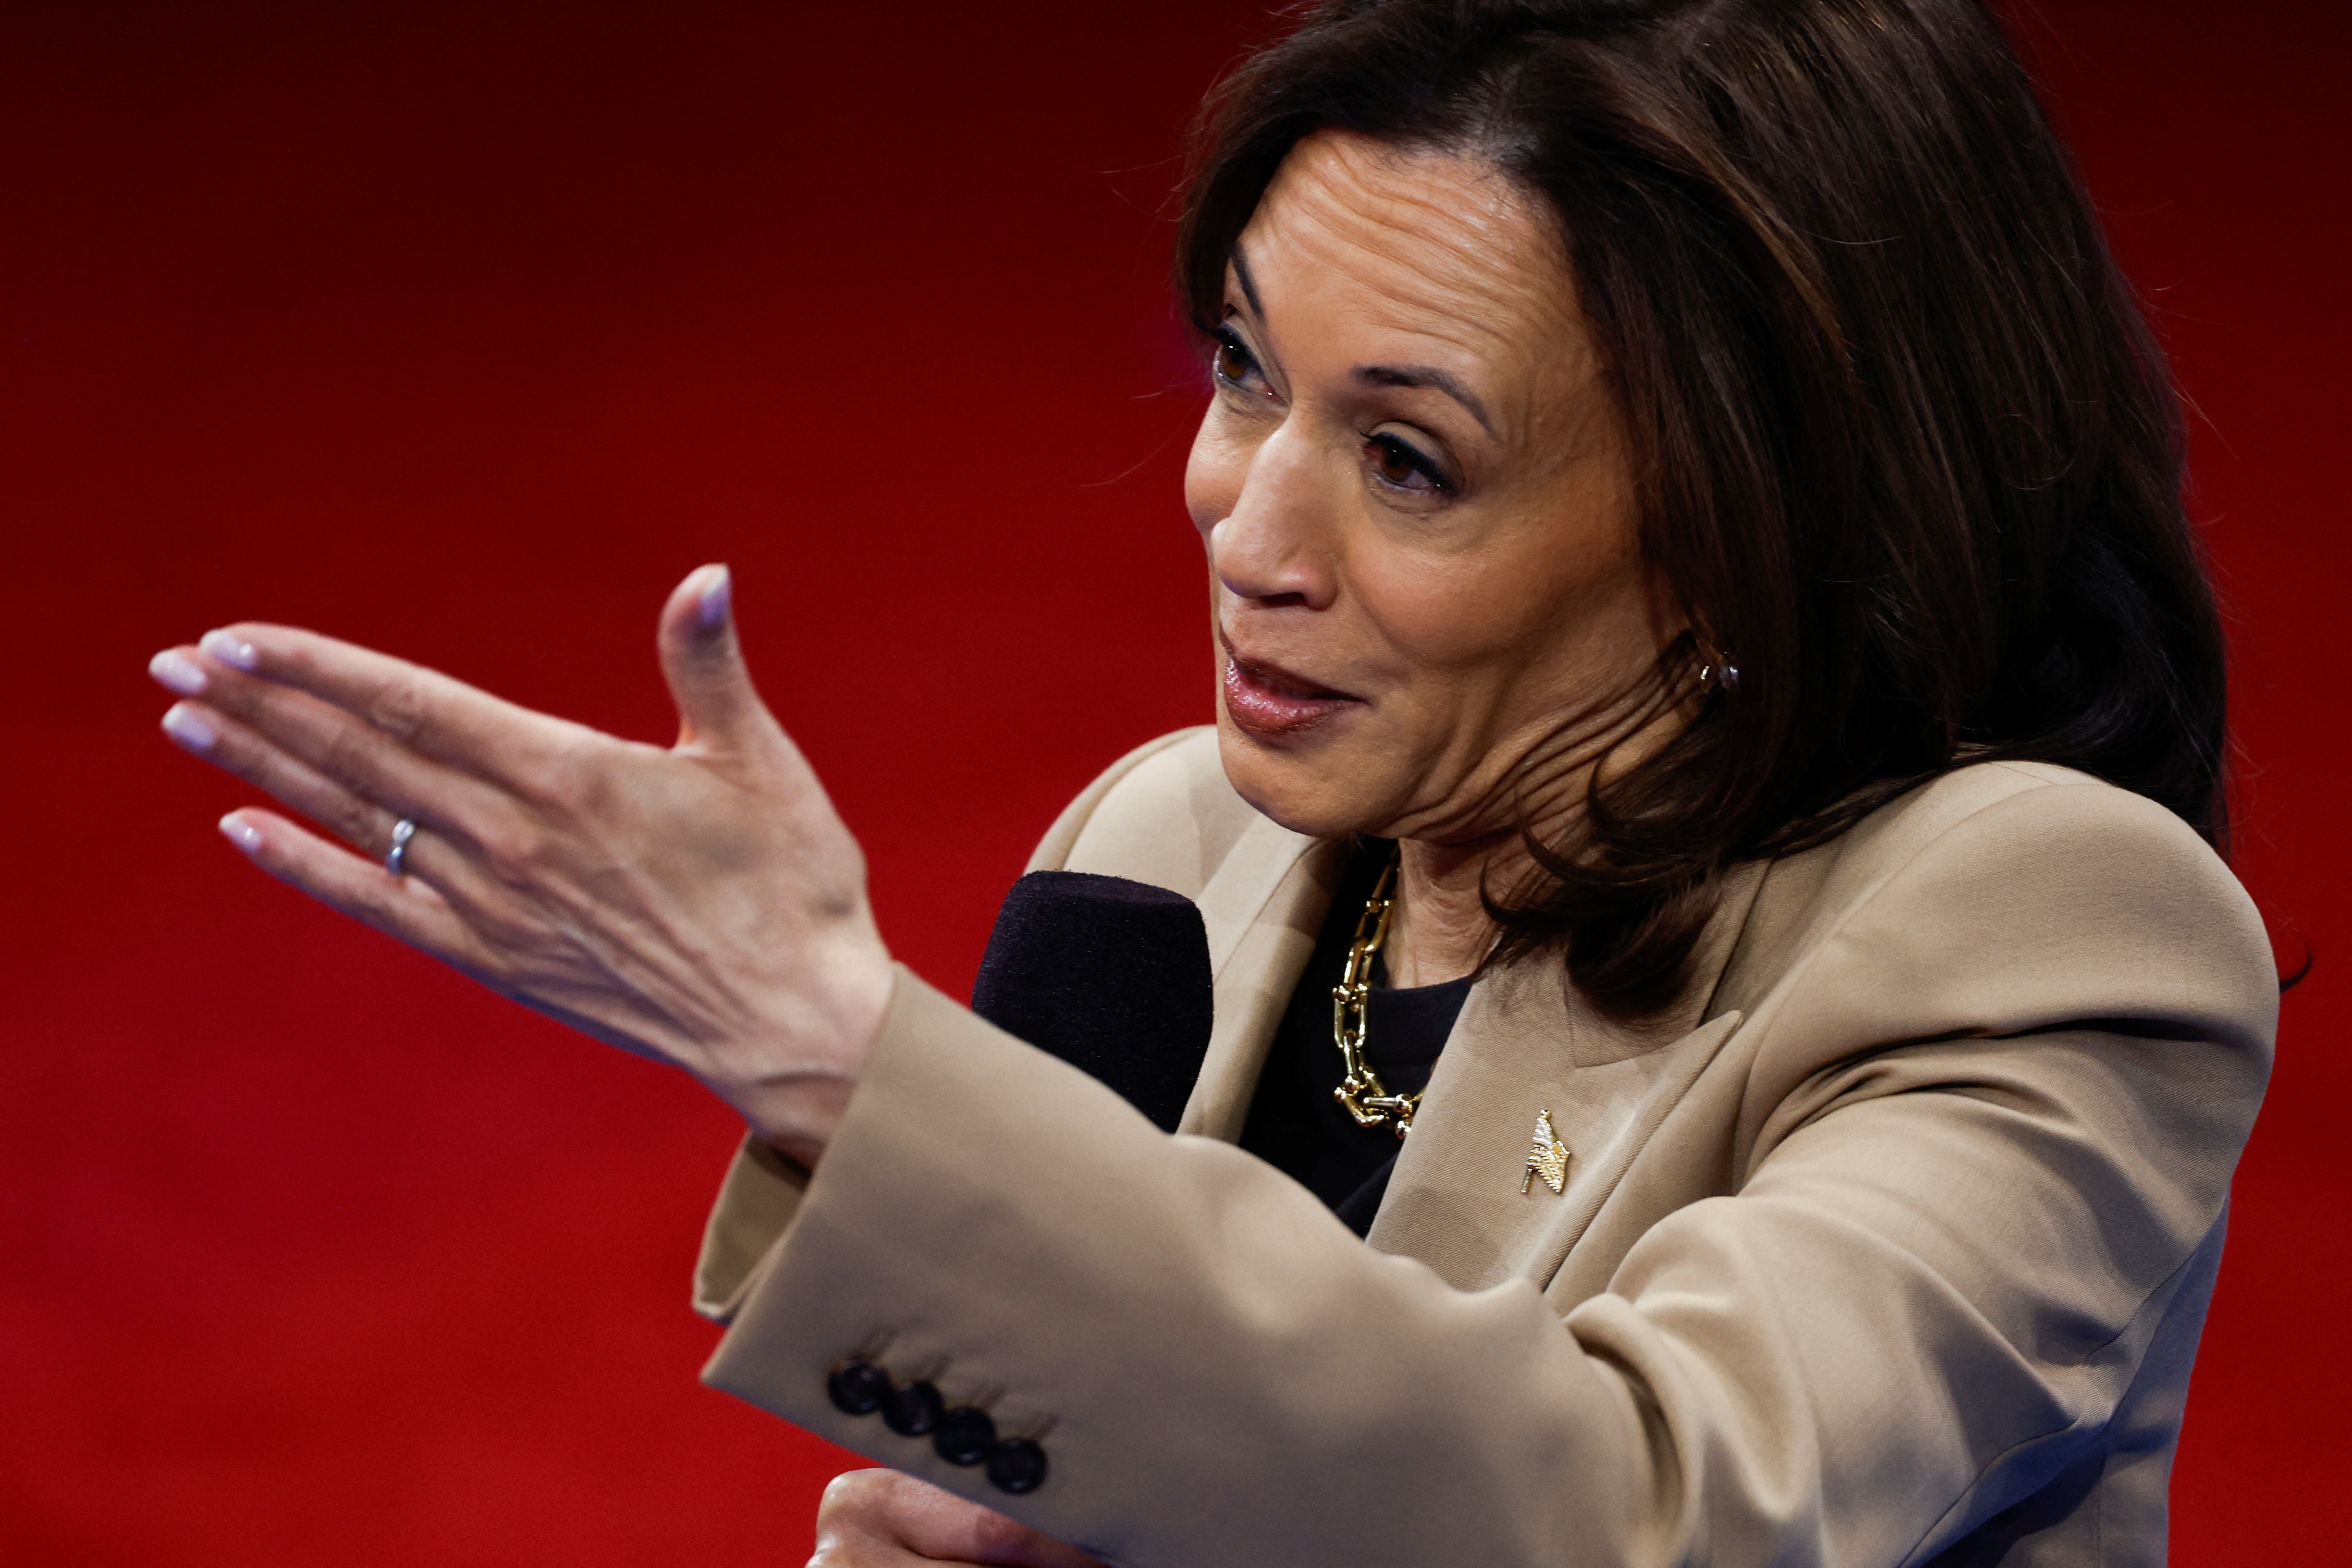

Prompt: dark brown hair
[{"left": 1177, "top": 0, "right": 2227, "bottom": 1016}]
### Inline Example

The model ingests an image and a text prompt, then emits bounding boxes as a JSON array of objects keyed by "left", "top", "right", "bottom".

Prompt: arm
[
  {"left": 145, "top": 573, "right": 1180, "bottom": 1565},
  {"left": 692, "top": 725, "right": 1213, "bottom": 1306},
  {"left": 694, "top": 782, "right": 2274, "bottom": 1568},
  {"left": 144, "top": 586, "right": 2270, "bottom": 1567}
]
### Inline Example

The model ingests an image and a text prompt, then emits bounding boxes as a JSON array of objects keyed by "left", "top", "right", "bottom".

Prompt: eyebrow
[
  {"left": 1228, "top": 241, "right": 1498, "bottom": 441},
  {"left": 1228, "top": 242, "right": 1269, "bottom": 321},
  {"left": 1354, "top": 365, "right": 1497, "bottom": 439}
]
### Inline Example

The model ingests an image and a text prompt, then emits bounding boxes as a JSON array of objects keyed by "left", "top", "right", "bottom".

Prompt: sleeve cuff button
[
  {"left": 933, "top": 1407, "right": 996, "bottom": 1466},
  {"left": 825, "top": 1360, "right": 889, "bottom": 1417},
  {"left": 985, "top": 1437, "right": 1048, "bottom": 1495},
  {"left": 882, "top": 1380, "right": 944, "bottom": 1437}
]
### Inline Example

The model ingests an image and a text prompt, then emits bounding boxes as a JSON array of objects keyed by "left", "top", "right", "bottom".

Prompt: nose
[{"left": 1206, "top": 423, "right": 1338, "bottom": 611}]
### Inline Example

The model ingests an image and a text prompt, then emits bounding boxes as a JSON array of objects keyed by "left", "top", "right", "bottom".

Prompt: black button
[
  {"left": 826, "top": 1360, "right": 889, "bottom": 1417},
  {"left": 985, "top": 1438, "right": 1048, "bottom": 1495},
  {"left": 933, "top": 1406, "right": 996, "bottom": 1466},
  {"left": 882, "top": 1380, "right": 944, "bottom": 1437}
]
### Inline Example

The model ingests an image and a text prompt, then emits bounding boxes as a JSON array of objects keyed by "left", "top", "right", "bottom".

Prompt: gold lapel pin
[{"left": 1520, "top": 1108, "right": 1570, "bottom": 1195}]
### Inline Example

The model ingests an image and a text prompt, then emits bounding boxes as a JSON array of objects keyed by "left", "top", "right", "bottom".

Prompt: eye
[
  {"left": 1210, "top": 327, "right": 1274, "bottom": 399},
  {"left": 1363, "top": 432, "right": 1453, "bottom": 496}
]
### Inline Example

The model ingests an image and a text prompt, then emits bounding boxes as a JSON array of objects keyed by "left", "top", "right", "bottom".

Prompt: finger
[
  {"left": 812, "top": 1471, "right": 987, "bottom": 1568},
  {"left": 221, "top": 801, "right": 678, "bottom": 1068},
  {"left": 154, "top": 658, "right": 511, "bottom": 841},
  {"left": 913, "top": 1505, "right": 1104, "bottom": 1568},
  {"left": 656, "top": 564, "right": 778, "bottom": 754},
  {"left": 164, "top": 698, "right": 407, "bottom": 853},
  {"left": 217, "top": 807, "right": 487, "bottom": 971},
  {"left": 177, "top": 623, "right": 581, "bottom": 790},
  {"left": 808, "top": 1528, "right": 960, "bottom": 1567},
  {"left": 820, "top": 1470, "right": 1104, "bottom": 1568},
  {"left": 159, "top": 698, "right": 514, "bottom": 911},
  {"left": 811, "top": 1470, "right": 929, "bottom": 1568}
]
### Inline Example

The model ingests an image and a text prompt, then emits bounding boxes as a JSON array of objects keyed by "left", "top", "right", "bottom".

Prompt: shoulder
[
  {"left": 1022, "top": 726, "right": 1269, "bottom": 901},
  {"left": 1721, "top": 760, "right": 2277, "bottom": 1065}
]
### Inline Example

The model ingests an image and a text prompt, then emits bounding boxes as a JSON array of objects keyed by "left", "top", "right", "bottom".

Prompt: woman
[{"left": 144, "top": 1, "right": 2275, "bottom": 1565}]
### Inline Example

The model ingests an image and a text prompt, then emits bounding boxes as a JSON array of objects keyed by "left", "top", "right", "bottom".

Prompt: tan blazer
[{"left": 692, "top": 727, "right": 2274, "bottom": 1568}]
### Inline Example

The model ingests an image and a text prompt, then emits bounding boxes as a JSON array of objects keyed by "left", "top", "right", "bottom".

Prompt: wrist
[
  {"left": 743, "top": 1073, "right": 856, "bottom": 1170},
  {"left": 730, "top": 950, "right": 897, "bottom": 1166}
]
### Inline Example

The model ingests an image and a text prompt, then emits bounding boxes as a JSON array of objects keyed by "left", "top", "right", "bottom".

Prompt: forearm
[
  {"left": 694, "top": 960, "right": 2252, "bottom": 1568},
  {"left": 697, "top": 970, "right": 1666, "bottom": 1567}
]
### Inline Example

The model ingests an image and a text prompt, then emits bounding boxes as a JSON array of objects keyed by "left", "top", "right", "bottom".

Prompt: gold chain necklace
[{"left": 1331, "top": 854, "right": 1420, "bottom": 1137}]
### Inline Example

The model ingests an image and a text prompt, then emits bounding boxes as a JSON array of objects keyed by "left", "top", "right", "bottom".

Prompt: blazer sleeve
[
  {"left": 689, "top": 726, "right": 1209, "bottom": 1315},
  {"left": 689, "top": 777, "right": 2274, "bottom": 1568}
]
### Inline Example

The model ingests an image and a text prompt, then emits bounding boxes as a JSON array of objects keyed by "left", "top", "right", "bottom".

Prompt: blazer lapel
[
  {"left": 1366, "top": 861, "right": 1768, "bottom": 1290},
  {"left": 1176, "top": 819, "right": 1346, "bottom": 1141}
]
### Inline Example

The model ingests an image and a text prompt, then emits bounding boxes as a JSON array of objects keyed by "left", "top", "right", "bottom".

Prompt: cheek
[
  {"left": 1345, "top": 505, "right": 1644, "bottom": 679},
  {"left": 1346, "top": 548, "right": 1550, "bottom": 670}
]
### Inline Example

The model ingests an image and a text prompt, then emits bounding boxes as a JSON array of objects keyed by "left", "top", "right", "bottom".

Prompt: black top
[{"left": 1237, "top": 844, "right": 1473, "bottom": 1237}]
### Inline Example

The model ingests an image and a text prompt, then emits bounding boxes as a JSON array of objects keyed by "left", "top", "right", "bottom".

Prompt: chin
[{"left": 1214, "top": 718, "right": 1389, "bottom": 840}]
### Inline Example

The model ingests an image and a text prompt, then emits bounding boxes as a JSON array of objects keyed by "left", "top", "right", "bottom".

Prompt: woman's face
[{"left": 1187, "top": 129, "right": 1680, "bottom": 844}]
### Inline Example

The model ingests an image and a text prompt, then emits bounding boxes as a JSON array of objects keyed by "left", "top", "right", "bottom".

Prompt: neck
[
  {"left": 1383, "top": 833, "right": 1527, "bottom": 989},
  {"left": 1375, "top": 654, "right": 1702, "bottom": 989}
]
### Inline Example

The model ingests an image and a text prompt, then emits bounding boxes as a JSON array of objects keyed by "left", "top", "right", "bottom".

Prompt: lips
[{"left": 1220, "top": 648, "right": 1363, "bottom": 739}]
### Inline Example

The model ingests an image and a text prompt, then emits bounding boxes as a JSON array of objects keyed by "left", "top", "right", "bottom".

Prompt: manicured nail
[
  {"left": 219, "top": 814, "right": 261, "bottom": 853},
  {"left": 696, "top": 565, "right": 732, "bottom": 632},
  {"left": 148, "top": 649, "right": 208, "bottom": 696},
  {"left": 161, "top": 703, "right": 219, "bottom": 751},
  {"left": 199, "top": 629, "right": 258, "bottom": 670}
]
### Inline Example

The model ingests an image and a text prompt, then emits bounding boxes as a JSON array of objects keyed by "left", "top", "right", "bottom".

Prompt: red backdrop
[{"left": 2, "top": 2, "right": 2343, "bottom": 1561}]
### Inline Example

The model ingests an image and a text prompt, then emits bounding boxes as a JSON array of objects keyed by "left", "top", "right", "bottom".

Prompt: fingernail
[
  {"left": 161, "top": 703, "right": 219, "bottom": 751},
  {"left": 696, "top": 565, "right": 732, "bottom": 632},
  {"left": 219, "top": 814, "right": 261, "bottom": 853},
  {"left": 199, "top": 629, "right": 258, "bottom": 670},
  {"left": 148, "top": 649, "right": 208, "bottom": 696}
]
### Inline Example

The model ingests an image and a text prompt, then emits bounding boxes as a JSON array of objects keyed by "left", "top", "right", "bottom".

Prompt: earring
[{"left": 1696, "top": 654, "right": 1740, "bottom": 696}]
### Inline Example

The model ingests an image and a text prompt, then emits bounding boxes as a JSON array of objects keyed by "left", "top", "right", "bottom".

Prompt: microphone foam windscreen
[{"left": 969, "top": 871, "right": 1214, "bottom": 1134}]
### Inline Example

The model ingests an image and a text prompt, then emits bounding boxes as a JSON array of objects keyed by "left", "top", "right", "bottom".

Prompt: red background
[{"left": 2, "top": 2, "right": 2343, "bottom": 1562}]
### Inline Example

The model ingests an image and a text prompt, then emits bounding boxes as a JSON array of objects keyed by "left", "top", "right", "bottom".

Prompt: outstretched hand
[
  {"left": 811, "top": 1471, "right": 1104, "bottom": 1568},
  {"left": 146, "top": 565, "right": 894, "bottom": 1165}
]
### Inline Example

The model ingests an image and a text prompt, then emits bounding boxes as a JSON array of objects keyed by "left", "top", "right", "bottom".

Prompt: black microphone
[{"left": 969, "top": 871, "right": 1214, "bottom": 1134}]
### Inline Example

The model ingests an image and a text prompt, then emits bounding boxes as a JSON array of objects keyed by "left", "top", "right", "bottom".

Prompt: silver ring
[{"left": 384, "top": 818, "right": 418, "bottom": 877}]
